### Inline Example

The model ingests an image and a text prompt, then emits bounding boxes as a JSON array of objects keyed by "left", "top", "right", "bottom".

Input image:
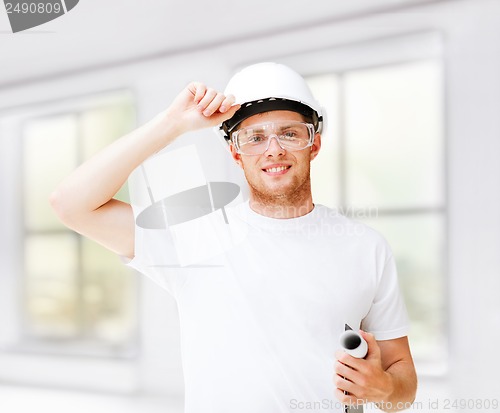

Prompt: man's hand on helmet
[{"left": 166, "top": 82, "right": 240, "bottom": 135}]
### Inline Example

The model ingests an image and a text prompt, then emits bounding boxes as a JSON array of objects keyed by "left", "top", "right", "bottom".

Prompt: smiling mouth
[{"left": 262, "top": 165, "right": 291, "bottom": 173}]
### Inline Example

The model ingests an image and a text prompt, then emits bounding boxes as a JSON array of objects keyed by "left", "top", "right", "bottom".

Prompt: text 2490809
[{"left": 5, "top": 2, "right": 63, "bottom": 14}]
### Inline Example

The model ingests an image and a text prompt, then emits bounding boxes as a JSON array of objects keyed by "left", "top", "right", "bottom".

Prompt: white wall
[{"left": 1, "top": 0, "right": 499, "bottom": 407}]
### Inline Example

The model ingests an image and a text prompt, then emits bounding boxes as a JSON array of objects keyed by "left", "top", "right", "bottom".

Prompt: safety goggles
[{"left": 231, "top": 121, "right": 315, "bottom": 156}]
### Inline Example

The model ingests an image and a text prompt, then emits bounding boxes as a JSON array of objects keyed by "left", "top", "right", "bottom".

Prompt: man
[{"left": 51, "top": 62, "right": 417, "bottom": 412}]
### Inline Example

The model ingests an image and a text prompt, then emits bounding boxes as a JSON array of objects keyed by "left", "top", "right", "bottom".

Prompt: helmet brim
[{"left": 219, "top": 98, "right": 322, "bottom": 141}]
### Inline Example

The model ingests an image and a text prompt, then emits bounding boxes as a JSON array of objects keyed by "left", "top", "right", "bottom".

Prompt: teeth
[{"left": 265, "top": 166, "right": 288, "bottom": 173}]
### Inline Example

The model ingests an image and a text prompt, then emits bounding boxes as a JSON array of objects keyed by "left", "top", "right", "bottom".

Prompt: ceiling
[{"left": 0, "top": 0, "right": 444, "bottom": 89}]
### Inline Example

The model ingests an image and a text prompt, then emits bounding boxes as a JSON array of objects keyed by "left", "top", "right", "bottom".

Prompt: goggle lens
[{"left": 232, "top": 121, "right": 315, "bottom": 155}]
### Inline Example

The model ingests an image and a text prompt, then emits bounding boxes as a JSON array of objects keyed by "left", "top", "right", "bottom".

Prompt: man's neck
[{"left": 248, "top": 196, "right": 314, "bottom": 219}]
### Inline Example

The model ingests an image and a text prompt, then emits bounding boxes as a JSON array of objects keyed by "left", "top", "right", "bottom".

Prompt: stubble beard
[{"left": 243, "top": 164, "right": 313, "bottom": 217}]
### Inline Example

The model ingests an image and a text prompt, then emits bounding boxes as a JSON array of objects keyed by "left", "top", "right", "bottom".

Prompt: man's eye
[
  {"left": 282, "top": 131, "right": 298, "bottom": 140},
  {"left": 248, "top": 135, "right": 265, "bottom": 143}
]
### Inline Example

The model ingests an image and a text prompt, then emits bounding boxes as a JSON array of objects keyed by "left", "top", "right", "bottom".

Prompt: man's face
[{"left": 229, "top": 110, "right": 321, "bottom": 204}]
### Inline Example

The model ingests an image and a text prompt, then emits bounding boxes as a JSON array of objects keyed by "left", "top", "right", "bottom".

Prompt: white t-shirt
[{"left": 126, "top": 201, "right": 409, "bottom": 413}]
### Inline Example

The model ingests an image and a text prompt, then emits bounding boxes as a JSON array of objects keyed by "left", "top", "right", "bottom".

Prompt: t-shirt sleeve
[{"left": 361, "top": 246, "right": 410, "bottom": 341}]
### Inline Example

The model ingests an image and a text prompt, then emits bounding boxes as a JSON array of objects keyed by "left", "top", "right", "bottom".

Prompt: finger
[
  {"left": 334, "top": 349, "right": 344, "bottom": 361},
  {"left": 197, "top": 88, "right": 218, "bottom": 112},
  {"left": 207, "top": 103, "right": 241, "bottom": 124},
  {"left": 333, "top": 374, "right": 356, "bottom": 394},
  {"left": 336, "top": 349, "right": 363, "bottom": 371},
  {"left": 188, "top": 82, "right": 206, "bottom": 104},
  {"left": 335, "top": 362, "right": 364, "bottom": 385},
  {"left": 202, "top": 92, "right": 226, "bottom": 117},
  {"left": 359, "top": 330, "right": 380, "bottom": 359},
  {"left": 334, "top": 388, "right": 362, "bottom": 407},
  {"left": 220, "top": 94, "right": 236, "bottom": 113},
  {"left": 225, "top": 103, "right": 240, "bottom": 116},
  {"left": 335, "top": 360, "right": 355, "bottom": 378}
]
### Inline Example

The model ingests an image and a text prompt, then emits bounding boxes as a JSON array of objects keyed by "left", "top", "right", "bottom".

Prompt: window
[
  {"left": 307, "top": 60, "right": 446, "bottom": 364},
  {"left": 19, "top": 93, "right": 139, "bottom": 357}
]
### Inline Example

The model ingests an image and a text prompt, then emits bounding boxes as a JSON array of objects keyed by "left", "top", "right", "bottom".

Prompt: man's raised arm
[{"left": 49, "top": 83, "right": 239, "bottom": 259}]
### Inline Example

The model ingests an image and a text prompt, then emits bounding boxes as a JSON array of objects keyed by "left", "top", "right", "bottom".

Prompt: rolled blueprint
[{"left": 339, "top": 329, "right": 368, "bottom": 359}]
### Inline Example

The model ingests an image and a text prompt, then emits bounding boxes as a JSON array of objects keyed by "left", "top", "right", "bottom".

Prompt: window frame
[
  {"left": 279, "top": 31, "right": 449, "bottom": 376},
  {"left": 0, "top": 89, "right": 142, "bottom": 391}
]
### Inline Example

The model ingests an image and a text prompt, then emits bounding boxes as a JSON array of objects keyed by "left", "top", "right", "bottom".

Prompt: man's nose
[{"left": 264, "top": 135, "right": 285, "bottom": 156}]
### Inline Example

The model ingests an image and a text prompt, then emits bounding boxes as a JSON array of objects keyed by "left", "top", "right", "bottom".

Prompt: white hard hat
[{"left": 217, "top": 62, "right": 323, "bottom": 143}]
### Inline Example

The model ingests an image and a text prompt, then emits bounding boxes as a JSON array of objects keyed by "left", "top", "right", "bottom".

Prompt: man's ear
[
  {"left": 229, "top": 142, "right": 243, "bottom": 168},
  {"left": 310, "top": 133, "right": 321, "bottom": 161}
]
